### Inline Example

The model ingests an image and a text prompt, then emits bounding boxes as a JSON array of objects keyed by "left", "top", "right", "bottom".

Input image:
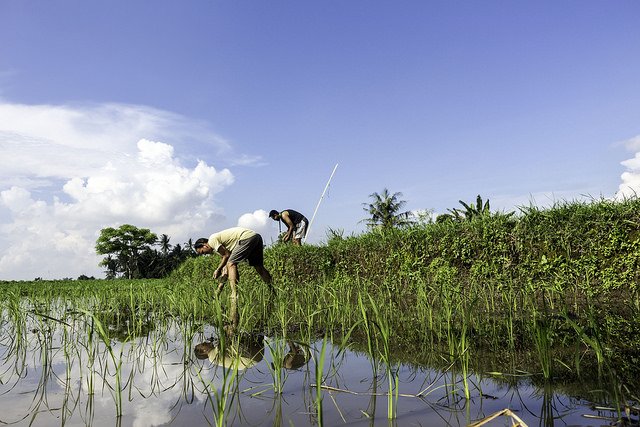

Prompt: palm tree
[
  {"left": 100, "top": 254, "right": 118, "bottom": 279},
  {"left": 184, "top": 238, "right": 196, "bottom": 256},
  {"left": 159, "top": 234, "right": 171, "bottom": 255},
  {"left": 362, "top": 188, "right": 413, "bottom": 229}
]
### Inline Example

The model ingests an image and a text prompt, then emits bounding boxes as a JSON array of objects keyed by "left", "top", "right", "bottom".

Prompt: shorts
[
  {"left": 294, "top": 220, "right": 308, "bottom": 240},
  {"left": 229, "top": 234, "right": 264, "bottom": 267}
]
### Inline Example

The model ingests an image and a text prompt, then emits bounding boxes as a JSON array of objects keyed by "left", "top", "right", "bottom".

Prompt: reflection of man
[
  {"left": 283, "top": 341, "right": 310, "bottom": 370},
  {"left": 269, "top": 209, "right": 309, "bottom": 245},
  {"left": 194, "top": 334, "right": 264, "bottom": 370}
]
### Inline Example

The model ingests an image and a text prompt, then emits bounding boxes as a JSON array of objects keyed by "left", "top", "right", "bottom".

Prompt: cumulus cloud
[
  {"left": 0, "top": 101, "right": 246, "bottom": 280},
  {"left": 0, "top": 102, "right": 238, "bottom": 188},
  {"left": 237, "top": 209, "right": 275, "bottom": 240},
  {"left": 616, "top": 135, "right": 640, "bottom": 200}
]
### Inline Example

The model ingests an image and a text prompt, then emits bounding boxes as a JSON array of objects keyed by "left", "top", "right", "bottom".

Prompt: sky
[{"left": 1, "top": 1, "right": 640, "bottom": 280}]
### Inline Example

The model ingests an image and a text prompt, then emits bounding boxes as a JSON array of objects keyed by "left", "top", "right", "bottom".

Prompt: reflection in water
[
  {"left": 194, "top": 333, "right": 264, "bottom": 371},
  {"left": 0, "top": 303, "right": 637, "bottom": 426},
  {"left": 283, "top": 341, "right": 310, "bottom": 370}
]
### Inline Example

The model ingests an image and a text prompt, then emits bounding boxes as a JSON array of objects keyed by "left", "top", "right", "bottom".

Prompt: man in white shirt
[{"left": 194, "top": 227, "right": 273, "bottom": 297}]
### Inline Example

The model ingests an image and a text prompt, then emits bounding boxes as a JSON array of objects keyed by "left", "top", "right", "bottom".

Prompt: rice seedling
[
  {"left": 367, "top": 294, "right": 399, "bottom": 419},
  {"left": 264, "top": 337, "right": 287, "bottom": 394},
  {"left": 357, "top": 294, "right": 378, "bottom": 377},
  {"left": 456, "top": 298, "right": 473, "bottom": 400},
  {"left": 313, "top": 335, "right": 328, "bottom": 426},
  {"left": 79, "top": 309, "right": 126, "bottom": 417},
  {"left": 531, "top": 313, "right": 553, "bottom": 380}
]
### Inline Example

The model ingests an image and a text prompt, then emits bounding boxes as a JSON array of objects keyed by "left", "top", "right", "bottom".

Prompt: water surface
[{"left": 0, "top": 312, "right": 633, "bottom": 426}]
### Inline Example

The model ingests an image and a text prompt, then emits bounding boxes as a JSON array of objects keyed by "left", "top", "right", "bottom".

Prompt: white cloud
[
  {"left": 237, "top": 209, "right": 274, "bottom": 241},
  {"left": 411, "top": 208, "right": 436, "bottom": 223},
  {"left": 616, "top": 135, "right": 640, "bottom": 200},
  {"left": 0, "top": 101, "right": 244, "bottom": 280},
  {"left": 0, "top": 186, "right": 32, "bottom": 211},
  {"left": 622, "top": 135, "right": 640, "bottom": 151},
  {"left": 0, "top": 102, "right": 238, "bottom": 188}
]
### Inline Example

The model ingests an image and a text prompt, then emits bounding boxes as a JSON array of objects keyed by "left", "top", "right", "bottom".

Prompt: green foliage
[
  {"left": 96, "top": 224, "right": 158, "bottom": 279},
  {"left": 139, "top": 196, "right": 640, "bottom": 386},
  {"left": 264, "top": 243, "right": 333, "bottom": 286},
  {"left": 169, "top": 197, "right": 640, "bottom": 311},
  {"left": 170, "top": 255, "right": 217, "bottom": 285},
  {"left": 261, "top": 197, "right": 639, "bottom": 303},
  {"left": 362, "top": 188, "right": 414, "bottom": 229},
  {"left": 96, "top": 224, "right": 195, "bottom": 279},
  {"left": 513, "top": 198, "right": 640, "bottom": 297},
  {"left": 436, "top": 194, "right": 514, "bottom": 223}
]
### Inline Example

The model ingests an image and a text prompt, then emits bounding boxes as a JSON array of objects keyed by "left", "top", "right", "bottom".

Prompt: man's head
[
  {"left": 194, "top": 341, "right": 215, "bottom": 359},
  {"left": 269, "top": 210, "right": 280, "bottom": 221},
  {"left": 194, "top": 237, "right": 213, "bottom": 255}
]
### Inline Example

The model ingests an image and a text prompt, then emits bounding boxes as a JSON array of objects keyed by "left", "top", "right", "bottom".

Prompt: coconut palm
[
  {"left": 362, "top": 188, "right": 413, "bottom": 229},
  {"left": 159, "top": 234, "right": 171, "bottom": 255}
]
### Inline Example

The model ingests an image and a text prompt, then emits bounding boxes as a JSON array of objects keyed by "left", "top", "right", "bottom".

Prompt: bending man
[
  {"left": 269, "top": 209, "right": 309, "bottom": 245},
  {"left": 194, "top": 227, "right": 273, "bottom": 298}
]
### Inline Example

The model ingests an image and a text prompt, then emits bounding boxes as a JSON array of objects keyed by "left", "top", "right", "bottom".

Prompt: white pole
[{"left": 305, "top": 163, "right": 338, "bottom": 243}]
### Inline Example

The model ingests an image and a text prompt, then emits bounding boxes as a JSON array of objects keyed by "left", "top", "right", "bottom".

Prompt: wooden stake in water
[{"left": 305, "top": 163, "right": 338, "bottom": 243}]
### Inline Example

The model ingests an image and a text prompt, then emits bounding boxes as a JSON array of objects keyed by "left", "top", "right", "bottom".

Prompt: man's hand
[{"left": 214, "top": 265, "right": 228, "bottom": 281}]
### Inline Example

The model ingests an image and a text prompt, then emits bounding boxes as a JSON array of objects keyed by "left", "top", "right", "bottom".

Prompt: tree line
[
  {"left": 362, "top": 188, "right": 504, "bottom": 228},
  {"left": 95, "top": 224, "right": 197, "bottom": 279},
  {"left": 95, "top": 190, "right": 497, "bottom": 279}
]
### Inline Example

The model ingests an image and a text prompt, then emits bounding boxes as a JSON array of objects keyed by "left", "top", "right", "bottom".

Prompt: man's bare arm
[
  {"left": 281, "top": 211, "right": 295, "bottom": 242},
  {"left": 213, "top": 245, "right": 231, "bottom": 278}
]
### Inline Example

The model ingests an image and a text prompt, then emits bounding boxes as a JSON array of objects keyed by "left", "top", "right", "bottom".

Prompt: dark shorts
[{"left": 229, "top": 234, "right": 264, "bottom": 267}]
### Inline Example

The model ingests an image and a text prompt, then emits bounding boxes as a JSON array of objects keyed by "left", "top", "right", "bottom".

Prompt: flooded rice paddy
[{"left": 1, "top": 294, "right": 638, "bottom": 427}]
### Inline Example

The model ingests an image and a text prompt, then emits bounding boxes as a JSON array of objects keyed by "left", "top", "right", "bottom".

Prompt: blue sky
[{"left": 1, "top": 1, "right": 640, "bottom": 279}]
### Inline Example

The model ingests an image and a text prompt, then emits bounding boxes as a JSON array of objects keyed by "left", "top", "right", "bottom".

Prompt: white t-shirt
[{"left": 208, "top": 227, "right": 256, "bottom": 252}]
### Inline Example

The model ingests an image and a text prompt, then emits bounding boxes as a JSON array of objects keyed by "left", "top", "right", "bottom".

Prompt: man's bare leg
[
  {"left": 227, "top": 263, "right": 240, "bottom": 326},
  {"left": 254, "top": 265, "right": 274, "bottom": 292},
  {"left": 228, "top": 295, "right": 238, "bottom": 332}
]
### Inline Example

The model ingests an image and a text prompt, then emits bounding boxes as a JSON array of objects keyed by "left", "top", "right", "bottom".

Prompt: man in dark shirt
[{"left": 269, "top": 209, "right": 309, "bottom": 245}]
